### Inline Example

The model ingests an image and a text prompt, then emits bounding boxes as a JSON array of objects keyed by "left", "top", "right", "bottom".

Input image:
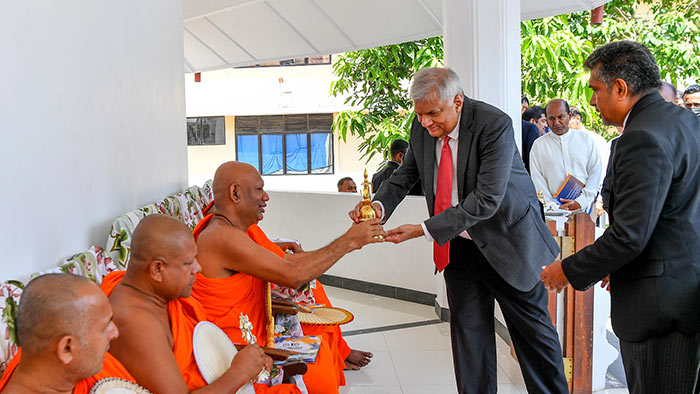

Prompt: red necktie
[{"left": 434, "top": 136, "right": 453, "bottom": 272}]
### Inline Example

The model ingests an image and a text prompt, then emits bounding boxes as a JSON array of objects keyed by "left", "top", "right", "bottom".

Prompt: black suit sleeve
[
  {"left": 562, "top": 129, "right": 673, "bottom": 290},
  {"left": 425, "top": 116, "right": 514, "bottom": 245}
]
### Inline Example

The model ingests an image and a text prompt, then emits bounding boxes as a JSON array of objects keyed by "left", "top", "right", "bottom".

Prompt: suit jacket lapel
[
  {"left": 424, "top": 131, "right": 436, "bottom": 215},
  {"left": 457, "top": 99, "right": 474, "bottom": 199}
]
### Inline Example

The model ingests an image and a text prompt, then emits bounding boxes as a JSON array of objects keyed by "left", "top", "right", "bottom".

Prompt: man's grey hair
[{"left": 409, "top": 67, "right": 463, "bottom": 102}]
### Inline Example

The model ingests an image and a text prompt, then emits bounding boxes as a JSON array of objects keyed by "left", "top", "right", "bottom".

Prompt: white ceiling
[{"left": 183, "top": 0, "right": 610, "bottom": 73}]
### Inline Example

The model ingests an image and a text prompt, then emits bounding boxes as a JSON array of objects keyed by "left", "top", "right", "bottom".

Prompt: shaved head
[
  {"left": 17, "top": 274, "right": 105, "bottom": 355},
  {"left": 212, "top": 161, "right": 269, "bottom": 228},
  {"left": 128, "top": 214, "right": 200, "bottom": 299},
  {"left": 212, "top": 161, "right": 259, "bottom": 207},
  {"left": 130, "top": 214, "right": 195, "bottom": 270}
]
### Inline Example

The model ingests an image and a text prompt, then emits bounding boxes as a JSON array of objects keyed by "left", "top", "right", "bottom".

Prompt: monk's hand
[
  {"left": 276, "top": 241, "right": 303, "bottom": 253},
  {"left": 384, "top": 224, "right": 424, "bottom": 244},
  {"left": 230, "top": 343, "right": 268, "bottom": 383},
  {"left": 559, "top": 199, "right": 581, "bottom": 211},
  {"left": 540, "top": 261, "right": 569, "bottom": 293},
  {"left": 349, "top": 201, "right": 382, "bottom": 223},
  {"left": 345, "top": 218, "right": 385, "bottom": 249}
]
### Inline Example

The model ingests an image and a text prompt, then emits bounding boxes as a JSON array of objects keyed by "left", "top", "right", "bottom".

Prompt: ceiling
[{"left": 183, "top": 0, "right": 610, "bottom": 74}]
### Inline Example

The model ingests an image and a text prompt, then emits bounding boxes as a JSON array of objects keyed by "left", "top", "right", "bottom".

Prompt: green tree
[{"left": 332, "top": 0, "right": 700, "bottom": 160}]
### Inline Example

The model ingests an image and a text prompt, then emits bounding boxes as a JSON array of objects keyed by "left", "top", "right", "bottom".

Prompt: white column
[{"left": 435, "top": 0, "right": 523, "bottom": 312}]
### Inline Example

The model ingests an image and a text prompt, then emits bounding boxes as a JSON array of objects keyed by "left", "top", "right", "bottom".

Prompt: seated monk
[
  {"left": 192, "top": 161, "right": 385, "bottom": 394},
  {"left": 0, "top": 273, "right": 136, "bottom": 394},
  {"left": 272, "top": 240, "right": 372, "bottom": 370},
  {"left": 103, "top": 214, "right": 300, "bottom": 394}
]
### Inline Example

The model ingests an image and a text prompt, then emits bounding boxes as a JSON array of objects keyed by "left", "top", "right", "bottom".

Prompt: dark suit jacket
[
  {"left": 372, "top": 161, "right": 423, "bottom": 196},
  {"left": 521, "top": 120, "right": 540, "bottom": 173},
  {"left": 374, "top": 97, "right": 560, "bottom": 292},
  {"left": 562, "top": 92, "right": 700, "bottom": 341}
]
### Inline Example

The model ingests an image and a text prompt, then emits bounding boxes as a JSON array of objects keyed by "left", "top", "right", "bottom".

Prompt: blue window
[{"left": 235, "top": 114, "right": 333, "bottom": 175}]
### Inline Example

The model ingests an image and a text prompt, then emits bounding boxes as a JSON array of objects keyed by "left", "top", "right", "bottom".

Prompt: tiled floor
[{"left": 325, "top": 285, "right": 628, "bottom": 394}]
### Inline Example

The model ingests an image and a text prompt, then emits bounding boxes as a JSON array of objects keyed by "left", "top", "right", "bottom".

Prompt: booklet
[
  {"left": 552, "top": 174, "right": 585, "bottom": 205},
  {"left": 273, "top": 336, "right": 321, "bottom": 363}
]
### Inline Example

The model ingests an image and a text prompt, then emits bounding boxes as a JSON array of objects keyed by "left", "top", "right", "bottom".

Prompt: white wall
[
  {"left": 0, "top": 1, "right": 187, "bottom": 280},
  {"left": 260, "top": 191, "right": 436, "bottom": 294}
]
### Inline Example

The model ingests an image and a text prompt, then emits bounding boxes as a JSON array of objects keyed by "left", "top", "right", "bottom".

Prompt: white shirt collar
[
  {"left": 622, "top": 110, "right": 632, "bottom": 128},
  {"left": 443, "top": 115, "right": 461, "bottom": 141}
]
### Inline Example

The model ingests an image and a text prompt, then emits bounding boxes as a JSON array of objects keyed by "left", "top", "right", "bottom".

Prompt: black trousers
[
  {"left": 444, "top": 237, "right": 568, "bottom": 394},
  {"left": 620, "top": 331, "right": 700, "bottom": 394}
]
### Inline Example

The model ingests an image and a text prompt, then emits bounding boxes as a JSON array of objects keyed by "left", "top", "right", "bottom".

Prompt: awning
[{"left": 183, "top": 0, "right": 611, "bottom": 73}]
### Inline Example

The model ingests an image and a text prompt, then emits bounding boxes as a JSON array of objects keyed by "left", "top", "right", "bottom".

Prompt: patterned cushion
[
  {"left": 0, "top": 281, "right": 23, "bottom": 376},
  {"left": 185, "top": 186, "right": 208, "bottom": 215},
  {"left": 201, "top": 179, "right": 213, "bottom": 205},
  {"left": 105, "top": 209, "right": 153, "bottom": 270},
  {"left": 46, "top": 246, "right": 118, "bottom": 284},
  {"left": 174, "top": 193, "right": 203, "bottom": 231}
]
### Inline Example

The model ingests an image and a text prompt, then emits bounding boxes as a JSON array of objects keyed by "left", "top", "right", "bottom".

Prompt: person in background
[
  {"left": 522, "top": 105, "right": 548, "bottom": 136},
  {"left": 682, "top": 84, "right": 700, "bottom": 117},
  {"left": 337, "top": 177, "right": 357, "bottom": 193},
  {"left": 372, "top": 139, "right": 422, "bottom": 195},
  {"left": 541, "top": 40, "right": 700, "bottom": 394}
]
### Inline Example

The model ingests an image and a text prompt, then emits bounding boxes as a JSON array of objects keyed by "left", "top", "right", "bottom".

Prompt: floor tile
[
  {"left": 391, "top": 349, "right": 456, "bottom": 386},
  {"left": 382, "top": 322, "right": 452, "bottom": 351},
  {"left": 325, "top": 286, "right": 437, "bottom": 332},
  {"left": 343, "top": 351, "right": 400, "bottom": 387},
  {"left": 497, "top": 383, "right": 526, "bottom": 394},
  {"left": 338, "top": 386, "right": 402, "bottom": 394},
  {"left": 343, "top": 331, "right": 389, "bottom": 353},
  {"left": 401, "top": 384, "right": 457, "bottom": 394}
]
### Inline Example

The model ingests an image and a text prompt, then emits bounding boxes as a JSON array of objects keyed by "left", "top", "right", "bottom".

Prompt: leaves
[{"left": 333, "top": 0, "right": 700, "bottom": 159}]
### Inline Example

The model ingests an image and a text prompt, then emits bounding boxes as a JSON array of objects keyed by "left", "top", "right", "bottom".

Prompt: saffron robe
[
  {"left": 192, "top": 216, "right": 342, "bottom": 393},
  {"left": 0, "top": 348, "right": 136, "bottom": 393}
]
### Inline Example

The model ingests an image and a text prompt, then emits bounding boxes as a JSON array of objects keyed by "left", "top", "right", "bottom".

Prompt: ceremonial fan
[
  {"left": 193, "top": 321, "right": 256, "bottom": 394},
  {"left": 89, "top": 378, "right": 151, "bottom": 394}
]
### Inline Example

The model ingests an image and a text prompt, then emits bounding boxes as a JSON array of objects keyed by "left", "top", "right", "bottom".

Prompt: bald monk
[
  {"left": 192, "top": 162, "right": 385, "bottom": 393},
  {"left": 103, "top": 214, "right": 298, "bottom": 394},
  {"left": 0, "top": 273, "right": 136, "bottom": 394}
]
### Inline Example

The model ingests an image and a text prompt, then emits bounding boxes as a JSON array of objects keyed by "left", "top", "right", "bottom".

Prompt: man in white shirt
[{"left": 529, "top": 99, "right": 602, "bottom": 212}]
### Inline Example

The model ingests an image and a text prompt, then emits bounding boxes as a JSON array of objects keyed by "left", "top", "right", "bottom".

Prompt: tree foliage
[{"left": 332, "top": 0, "right": 700, "bottom": 160}]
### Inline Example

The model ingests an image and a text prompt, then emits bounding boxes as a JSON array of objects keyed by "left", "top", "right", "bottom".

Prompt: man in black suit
[
  {"left": 541, "top": 41, "right": 700, "bottom": 393},
  {"left": 350, "top": 67, "right": 567, "bottom": 394},
  {"left": 371, "top": 139, "right": 422, "bottom": 196}
]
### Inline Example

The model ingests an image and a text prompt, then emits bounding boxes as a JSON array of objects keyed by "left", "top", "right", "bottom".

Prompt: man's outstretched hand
[
  {"left": 540, "top": 261, "right": 570, "bottom": 293},
  {"left": 349, "top": 201, "right": 383, "bottom": 223},
  {"left": 343, "top": 219, "right": 386, "bottom": 250},
  {"left": 384, "top": 224, "right": 424, "bottom": 244}
]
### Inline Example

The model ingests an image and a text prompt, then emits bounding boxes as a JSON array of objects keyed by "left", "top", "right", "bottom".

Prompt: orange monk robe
[
  {"left": 0, "top": 348, "right": 136, "bottom": 393},
  {"left": 101, "top": 271, "right": 298, "bottom": 394},
  {"left": 243, "top": 225, "right": 351, "bottom": 384},
  {"left": 101, "top": 271, "right": 208, "bottom": 392},
  {"left": 192, "top": 216, "right": 338, "bottom": 394}
]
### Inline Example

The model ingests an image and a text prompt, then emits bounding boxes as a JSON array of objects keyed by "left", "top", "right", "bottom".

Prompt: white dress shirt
[
  {"left": 376, "top": 116, "right": 469, "bottom": 242},
  {"left": 529, "top": 128, "right": 603, "bottom": 212}
]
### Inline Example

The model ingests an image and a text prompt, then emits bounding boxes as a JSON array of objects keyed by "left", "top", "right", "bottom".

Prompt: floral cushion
[
  {"left": 185, "top": 186, "right": 208, "bottom": 216},
  {"left": 201, "top": 179, "right": 213, "bottom": 205},
  {"left": 105, "top": 210, "right": 153, "bottom": 270},
  {"left": 53, "top": 246, "right": 117, "bottom": 284},
  {"left": 0, "top": 281, "right": 23, "bottom": 376},
  {"left": 174, "top": 193, "right": 203, "bottom": 231},
  {"left": 156, "top": 195, "right": 184, "bottom": 222}
]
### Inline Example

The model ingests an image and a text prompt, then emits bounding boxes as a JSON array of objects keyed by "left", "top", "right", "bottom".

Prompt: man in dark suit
[
  {"left": 371, "top": 139, "right": 422, "bottom": 196},
  {"left": 541, "top": 41, "right": 700, "bottom": 393},
  {"left": 350, "top": 67, "right": 567, "bottom": 394}
]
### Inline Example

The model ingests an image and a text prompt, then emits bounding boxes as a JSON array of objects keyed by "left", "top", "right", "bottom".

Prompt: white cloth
[
  {"left": 529, "top": 128, "right": 602, "bottom": 212},
  {"left": 572, "top": 127, "right": 610, "bottom": 180}
]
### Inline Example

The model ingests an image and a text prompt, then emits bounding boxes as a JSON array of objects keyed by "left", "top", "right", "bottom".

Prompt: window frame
[{"left": 234, "top": 114, "right": 334, "bottom": 176}]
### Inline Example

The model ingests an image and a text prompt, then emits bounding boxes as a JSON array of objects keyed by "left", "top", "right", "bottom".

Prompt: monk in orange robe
[
  {"left": 0, "top": 273, "right": 135, "bottom": 394},
  {"left": 193, "top": 162, "right": 385, "bottom": 393},
  {"left": 199, "top": 201, "right": 372, "bottom": 371},
  {"left": 104, "top": 214, "right": 298, "bottom": 394}
]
